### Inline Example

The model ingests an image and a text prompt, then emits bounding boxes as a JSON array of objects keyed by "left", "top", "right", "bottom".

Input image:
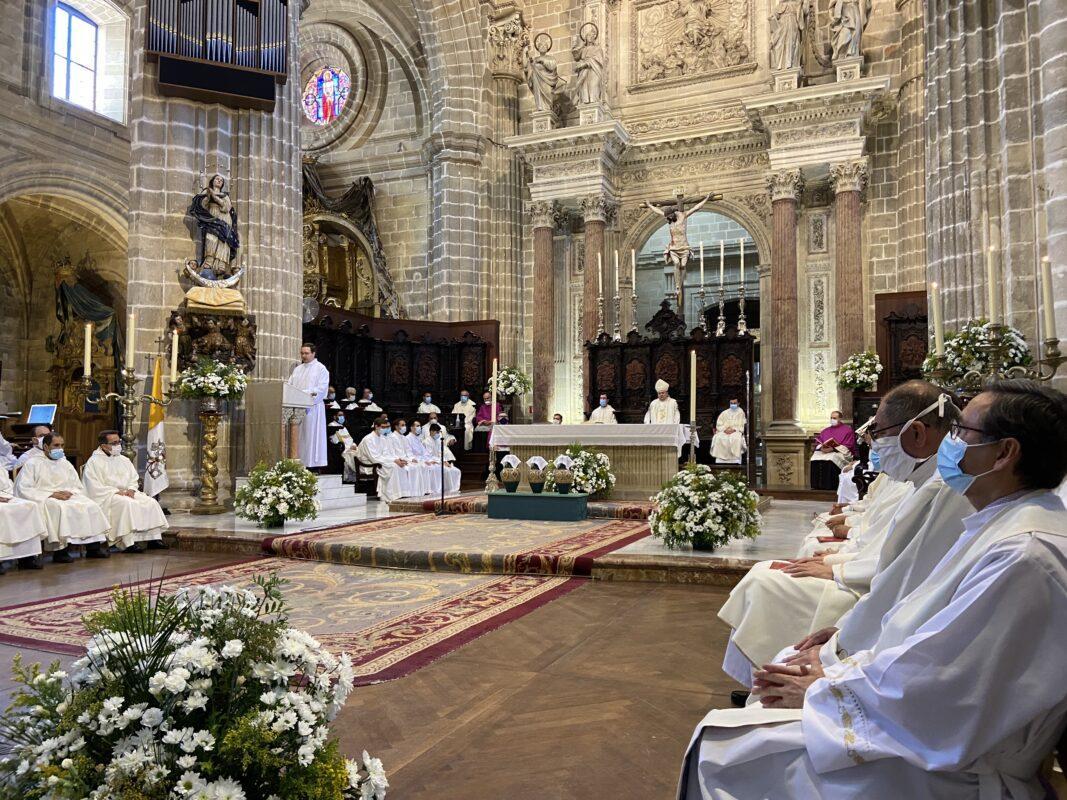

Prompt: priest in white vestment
[
  {"left": 718, "top": 381, "right": 959, "bottom": 686},
  {"left": 405, "top": 422, "right": 439, "bottom": 495},
  {"left": 355, "top": 418, "right": 424, "bottom": 503},
  {"left": 588, "top": 394, "right": 618, "bottom": 424},
  {"left": 82, "top": 430, "right": 168, "bottom": 552},
  {"left": 0, "top": 463, "right": 45, "bottom": 563},
  {"left": 644, "top": 380, "right": 680, "bottom": 424},
  {"left": 710, "top": 400, "right": 747, "bottom": 464},
  {"left": 288, "top": 343, "right": 330, "bottom": 468},
  {"left": 681, "top": 379, "right": 1067, "bottom": 800},
  {"left": 418, "top": 393, "right": 441, "bottom": 414},
  {"left": 14, "top": 425, "right": 51, "bottom": 469},
  {"left": 357, "top": 388, "right": 383, "bottom": 413},
  {"left": 451, "top": 391, "right": 476, "bottom": 450},
  {"left": 14, "top": 433, "right": 110, "bottom": 561}
]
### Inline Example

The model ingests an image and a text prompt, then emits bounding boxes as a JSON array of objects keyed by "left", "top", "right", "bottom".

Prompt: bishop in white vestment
[
  {"left": 0, "top": 465, "right": 46, "bottom": 561},
  {"left": 82, "top": 434, "right": 168, "bottom": 550},
  {"left": 288, "top": 344, "right": 330, "bottom": 468},
  {"left": 644, "top": 380, "right": 680, "bottom": 424},
  {"left": 14, "top": 436, "right": 109, "bottom": 554},
  {"left": 710, "top": 401, "right": 747, "bottom": 464},
  {"left": 589, "top": 394, "right": 618, "bottom": 424}
]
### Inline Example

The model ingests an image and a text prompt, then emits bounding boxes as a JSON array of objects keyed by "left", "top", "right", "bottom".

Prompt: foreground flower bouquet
[
  {"left": 0, "top": 574, "right": 387, "bottom": 800},
  {"left": 235, "top": 459, "right": 319, "bottom": 528},
  {"left": 649, "top": 464, "right": 761, "bottom": 550}
]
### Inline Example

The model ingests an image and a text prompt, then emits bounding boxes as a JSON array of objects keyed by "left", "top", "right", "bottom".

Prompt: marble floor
[{"left": 166, "top": 498, "right": 398, "bottom": 536}]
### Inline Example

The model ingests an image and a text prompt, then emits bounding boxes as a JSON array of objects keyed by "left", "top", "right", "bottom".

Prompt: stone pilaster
[
  {"left": 580, "top": 194, "right": 614, "bottom": 343},
  {"left": 830, "top": 159, "right": 868, "bottom": 418},
  {"left": 126, "top": 0, "right": 302, "bottom": 507},
  {"left": 529, "top": 200, "right": 556, "bottom": 421},
  {"left": 895, "top": 0, "right": 926, "bottom": 291}
]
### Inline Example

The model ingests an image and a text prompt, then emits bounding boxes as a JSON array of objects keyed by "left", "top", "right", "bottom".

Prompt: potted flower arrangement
[
  {"left": 649, "top": 464, "right": 761, "bottom": 551},
  {"left": 545, "top": 445, "right": 616, "bottom": 498},
  {"left": 175, "top": 357, "right": 248, "bottom": 413},
  {"left": 235, "top": 459, "right": 319, "bottom": 529},
  {"left": 489, "top": 366, "right": 532, "bottom": 398},
  {"left": 0, "top": 573, "right": 388, "bottom": 800},
  {"left": 921, "top": 319, "right": 1032, "bottom": 385},
  {"left": 835, "top": 350, "right": 883, "bottom": 391}
]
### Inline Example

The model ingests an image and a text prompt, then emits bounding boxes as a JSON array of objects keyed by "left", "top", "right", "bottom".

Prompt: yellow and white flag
[{"left": 143, "top": 357, "right": 169, "bottom": 498}]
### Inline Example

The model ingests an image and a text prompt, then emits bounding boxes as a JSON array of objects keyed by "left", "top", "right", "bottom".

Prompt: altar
[{"left": 489, "top": 423, "right": 691, "bottom": 500}]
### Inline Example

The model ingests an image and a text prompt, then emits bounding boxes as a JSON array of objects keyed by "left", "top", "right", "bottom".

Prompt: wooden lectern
[{"left": 282, "top": 382, "right": 315, "bottom": 459}]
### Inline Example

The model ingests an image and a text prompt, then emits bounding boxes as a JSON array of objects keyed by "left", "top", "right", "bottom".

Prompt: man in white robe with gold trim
[
  {"left": 644, "top": 379, "right": 680, "bottom": 424},
  {"left": 710, "top": 399, "right": 747, "bottom": 464},
  {"left": 681, "top": 380, "right": 1067, "bottom": 800},
  {"left": 82, "top": 430, "right": 168, "bottom": 552}
]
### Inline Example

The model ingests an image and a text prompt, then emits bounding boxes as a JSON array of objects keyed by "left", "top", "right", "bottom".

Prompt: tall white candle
[
  {"left": 490, "top": 358, "right": 498, "bottom": 425},
  {"left": 597, "top": 251, "right": 603, "bottom": 297},
  {"left": 699, "top": 242, "right": 704, "bottom": 288},
  {"left": 739, "top": 238, "right": 745, "bottom": 284},
  {"left": 614, "top": 249, "right": 620, "bottom": 296},
  {"left": 719, "top": 240, "right": 725, "bottom": 287},
  {"left": 689, "top": 349, "right": 697, "bottom": 422},
  {"left": 631, "top": 249, "right": 637, "bottom": 289},
  {"left": 83, "top": 323, "right": 93, "bottom": 378},
  {"left": 930, "top": 281, "right": 945, "bottom": 356},
  {"left": 1041, "top": 256, "right": 1057, "bottom": 339},
  {"left": 170, "top": 329, "right": 179, "bottom": 384},
  {"left": 126, "top": 312, "right": 136, "bottom": 367},
  {"left": 985, "top": 246, "right": 997, "bottom": 322}
]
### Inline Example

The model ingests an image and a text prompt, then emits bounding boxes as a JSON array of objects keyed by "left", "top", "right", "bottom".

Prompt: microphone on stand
[{"left": 436, "top": 434, "right": 446, "bottom": 516}]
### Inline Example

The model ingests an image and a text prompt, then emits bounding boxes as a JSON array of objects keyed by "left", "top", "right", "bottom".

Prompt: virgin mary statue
[{"left": 188, "top": 173, "right": 240, "bottom": 279}]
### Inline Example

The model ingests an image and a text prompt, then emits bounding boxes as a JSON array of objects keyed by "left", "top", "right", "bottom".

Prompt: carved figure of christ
[{"left": 640, "top": 190, "right": 722, "bottom": 315}]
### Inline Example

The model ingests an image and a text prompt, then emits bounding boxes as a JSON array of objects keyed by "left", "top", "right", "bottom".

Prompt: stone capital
[
  {"left": 580, "top": 194, "right": 617, "bottom": 225},
  {"left": 767, "top": 170, "right": 803, "bottom": 203},
  {"left": 487, "top": 10, "right": 528, "bottom": 82},
  {"left": 528, "top": 200, "right": 557, "bottom": 229},
  {"left": 830, "top": 160, "right": 869, "bottom": 194}
]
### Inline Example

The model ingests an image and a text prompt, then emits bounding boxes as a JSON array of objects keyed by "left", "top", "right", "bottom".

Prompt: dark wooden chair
[{"left": 853, "top": 467, "right": 879, "bottom": 500}]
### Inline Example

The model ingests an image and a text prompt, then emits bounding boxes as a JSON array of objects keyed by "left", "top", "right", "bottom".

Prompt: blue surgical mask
[
  {"left": 424, "top": 396, "right": 432, "bottom": 404},
  {"left": 412, "top": 426, "right": 421, "bottom": 436},
  {"left": 730, "top": 403, "right": 739, "bottom": 410},
  {"left": 381, "top": 429, "right": 391, "bottom": 437},
  {"left": 461, "top": 396, "right": 469, "bottom": 403},
  {"left": 48, "top": 449, "right": 65, "bottom": 461},
  {"left": 337, "top": 417, "right": 345, "bottom": 425},
  {"left": 869, "top": 448, "right": 881, "bottom": 471},
  {"left": 432, "top": 433, "right": 441, "bottom": 441},
  {"left": 599, "top": 399, "right": 608, "bottom": 407},
  {"left": 327, "top": 393, "right": 335, "bottom": 400},
  {"left": 937, "top": 435, "right": 1000, "bottom": 496}
]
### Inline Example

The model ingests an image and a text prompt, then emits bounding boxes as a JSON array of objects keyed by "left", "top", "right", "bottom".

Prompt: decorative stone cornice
[
  {"left": 506, "top": 121, "right": 630, "bottom": 202},
  {"left": 580, "top": 195, "right": 617, "bottom": 225},
  {"left": 830, "top": 160, "right": 869, "bottom": 194},
  {"left": 528, "top": 200, "right": 557, "bottom": 229},
  {"left": 487, "top": 9, "right": 528, "bottom": 82},
  {"left": 768, "top": 170, "right": 803, "bottom": 203},
  {"left": 421, "top": 131, "right": 486, "bottom": 167}
]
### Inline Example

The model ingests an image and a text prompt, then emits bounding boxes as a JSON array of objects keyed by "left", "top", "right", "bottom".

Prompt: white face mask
[
  {"left": 870, "top": 396, "right": 948, "bottom": 481},
  {"left": 830, "top": 418, "right": 840, "bottom": 427},
  {"left": 412, "top": 427, "right": 421, "bottom": 436},
  {"left": 108, "top": 444, "right": 122, "bottom": 456}
]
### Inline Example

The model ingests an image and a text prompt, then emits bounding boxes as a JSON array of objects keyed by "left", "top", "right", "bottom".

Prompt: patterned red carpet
[
  {"left": 0, "top": 558, "right": 581, "bottom": 684},
  {"left": 388, "top": 493, "right": 657, "bottom": 520},
  {"left": 266, "top": 512, "right": 651, "bottom": 576}
]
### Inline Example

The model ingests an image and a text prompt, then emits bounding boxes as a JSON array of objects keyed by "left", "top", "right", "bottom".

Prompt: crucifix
[{"left": 640, "top": 189, "right": 723, "bottom": 318}]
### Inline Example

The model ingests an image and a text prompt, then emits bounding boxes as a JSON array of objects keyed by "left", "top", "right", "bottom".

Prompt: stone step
[
  {"left": 235, "top": 474, "right": 364, "bottom": 508},
  {"left": 318, "top": 494, "right": 367, "bottom": 511},
  {"left": 318, "top": 484, "right": 360, "bottom": 501}
]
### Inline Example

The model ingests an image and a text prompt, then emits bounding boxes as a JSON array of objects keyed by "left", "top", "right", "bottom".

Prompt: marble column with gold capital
[
  {"left": 530, "top": 200, "right": 558, "bottom": 421},
  {"left": 831, "top": 159, "right": 869, "bottom": 417}
]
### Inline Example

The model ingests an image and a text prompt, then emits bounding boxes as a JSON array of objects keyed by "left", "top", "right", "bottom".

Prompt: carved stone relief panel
[
  {"left": 629, "top": 0, "right": 756, "bottom": 91},
  {"left": 811, "top": 350, "right": 828, "bottom": 416},
  {"left": 808, "top": 211, "right": 828, "bottom": 254},
  {"left": 808, "top": 272, "right": 828, "bottom": 346}
]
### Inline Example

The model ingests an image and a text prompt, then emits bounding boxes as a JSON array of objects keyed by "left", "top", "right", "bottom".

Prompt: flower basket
[
  {"left": 175, "top": 357, "right": 248, "bottom": 400},
  {"left": 649, "top": 464, "right": 761, "bottom": 551},
  {"left": 487, "top": 366, "right": 532, "bottom": 398},
  {"left": 0, "top": 574, "right": 387, "bottom": 800},
  {"left": 920, "top": 319, "right": 1032, "bottom": 385},
  {"left": 835, "top": 350, "right": 883, "bottom": 391},
  {"left": 235, "top": 459, "right": 319, "bottom": 528},
  {"left": 501, "top": 466, "right": 521, "bottom": 493},
  {"left": 544, "top": 445, "right": 616, "bottom": 497}
]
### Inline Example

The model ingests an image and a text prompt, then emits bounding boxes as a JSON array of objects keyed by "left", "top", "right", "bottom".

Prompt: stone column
[
  {"left": 764, "top": 170, "right": 807, "bottom": 487},
  {"left": 895, "top": 0, "right": 926, "bottom": 291},
  {"left": 530, "top": 200, "right": 557, "bottom": 421},
  {"left": 580, "top": 195, "right": 613, "bottom": 343},
  {"left": 126, "top": 0, "right": 302, "bottom": 507},
  {"left": 830, "top": 160, "right": 869, "bottom": 418}
]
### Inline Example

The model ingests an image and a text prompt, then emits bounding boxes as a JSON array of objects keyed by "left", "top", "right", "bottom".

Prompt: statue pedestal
[
  {"left": 577, "top": 101, "right": 612, "bottom": 127},
  {"left": 771, "top": 68, "right": 802, "bottom": 92},
  {"left": 835, "top": 56, "right": 864, "bottom": 82},
  {"left": 763, "top": 424, "right": 810, "bottom": 488},
  {"left": 531, "top": 109, "right": 558, "bottom": 133}
]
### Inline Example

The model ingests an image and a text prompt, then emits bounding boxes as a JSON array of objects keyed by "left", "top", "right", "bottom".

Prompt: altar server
[
  {"left": 710, "top": 399, "right": 747, "bottom": 464},
  {"left": 405, "top": 421, "right": 439, "bottom": 495},
  {"left": 288, "top": 343, "right": 330, "bottom": 468},
  {"left": 680, "top": 380, "right": 1067, "bottom": 800},
  {"left": 644, "top": 380, "right": 680, "bottom": 424},
  {"left": 589, "top": 393, "right": 618, "bottom": 424},
  {"left": 355, "top": 417, "right": 424, "bottom": 503},
  {"left": 0, "top": 459, "right": 45, "bottom": 565},
  {"left": 427, "top": 423, "right": 462, "bottom": 495},
  {"left": 418, "top": 393, "right": 441, "bottom": 414},
  {"left": 82, "top": 430, "right": 168, "bottom": 552},
  {"left": 451, "top": 390, "right": 476, "bottom": 449},
  {"left": 14, "top": 433, "right": 109, "bottom": 562},
  {"left": 15, "top": 425, "right": 51, "bottom": 469}
]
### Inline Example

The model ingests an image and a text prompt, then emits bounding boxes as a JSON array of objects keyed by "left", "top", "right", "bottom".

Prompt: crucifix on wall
[{"left": 639, "top": 189, "right": 723, "bottom": 318}]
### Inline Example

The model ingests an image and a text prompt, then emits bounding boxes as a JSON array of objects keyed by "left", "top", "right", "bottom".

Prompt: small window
[{"left": 53, "top": 3, "right": 98, "bottom": 112}]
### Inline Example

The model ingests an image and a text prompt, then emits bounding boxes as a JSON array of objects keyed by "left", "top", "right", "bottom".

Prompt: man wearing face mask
[
  {"left": 14, "top": 433, "right": 110, "bottom": 563},
  {"left": 354, "top": 416, "right": 423, "bottom": 503},
  {"left": 15, "top": 425, "right": 51, "bottom": 469},
  {"left": 710, "top": 398, "right": 747, "bottom": 464},
  {"left": 0, "top": 429, "right": 16, "bottom": 471},
  {"left": 82, "top": 430, "right": 168, "bottom": 553},
  {"left": 588, "top": 393, "right": 618, "bottom": 424},
  {"left": 718, "top": 380, "right": 967, "bottom": 687},
  {"left": 418, "top": 393, "right": 441, "bottom": 415},
  {"left": 357, "top": 388, "right": 383, "bottom": 413},
  {"left": 809, "top": 411, "right": 858, "bottom": 490},
  {"left": 0, "top": 450, "right": 46, "bottom": 569},
  {"left": 680, "top": 380, "right": 1067, "bottom": 800},
  {"left": 325, "top": 386, "right": 340, "bottom": 410},
  {"left": 451, "top": 390, "right": 476, "bottom": 450},
  {"left": 551, "top": 414, "right": 564, "bottom": 425},
  {"left": 427, "top": 423, "right": 462, "bottom": 495}
]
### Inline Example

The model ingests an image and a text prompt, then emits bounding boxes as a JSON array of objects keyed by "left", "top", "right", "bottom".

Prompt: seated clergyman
[
  {"left": 13, "top": 432, "right": 110, "bottom": 563},
  {"left": 0, "top": 462, "right": 46, "bottom": 569},
  {"left": 354, "top": 416, "right": 424, "bottom": 503},
  {"left": 681, "top": 379, "right": 1067, "bottom": 800},
  {"left": 14, "top": 424, "right": 51, "bottom": 469},
  {"left": 82, "top": 430, "right": 169, "bottom": 553},
  {"left": 710, "top": 398, "right": 747, "bottom": 464},
  {"left": 425, "top": 423, "right": 461, "bottom": 496},
  {"left": 588, "top": 393, "right": 617, "bottom": 424}
]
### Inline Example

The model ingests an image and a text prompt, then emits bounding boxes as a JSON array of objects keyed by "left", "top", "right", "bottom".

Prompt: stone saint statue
[
  {"left": 570, "top": 22, "right": 604, "bottom": 105},
  {"left": 523, "top": 32, "right": 567, "bottom": 112},
  {"left": 830, "top": 0, "right": 872, "bottom": 61},
  {"left": 768, "top": 0, "right": 808, "bottom": 71},
  {"left": 640, "top": 191, "right": 715, "bottom": 307}
]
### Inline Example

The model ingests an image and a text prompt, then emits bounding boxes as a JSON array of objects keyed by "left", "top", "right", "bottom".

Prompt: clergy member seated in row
[
  {"left": 644, "top": 380, "right": 680, "bottom": 424},
  {"left": 426, "top": 423, "right": 462, "bottom": 495},
  {"left": 82, "top": 430, "right": 169, "bottom": 553},
  {"left": 551, "top": 413, "right": 563, "bottom": 425},
  {"left": 329, "top": 412, "right": 354, "bottom": 449},
  {"left": 421, "top": 413, "right": 457, "bottom": 449},
  {"left": 588, "top": 393, "right": 617, "bottom": 424},
  {"left": 402, "top": 420, "right": 461, "bottom": 497},
  {"left": 809, "top": 410, "right": 858, "bottom": 489},
  {"left": 451, "top": 390, "right": 476, "bottom": 449},
  {"left": 0, "top": 431, "right": 17, "bottom": 471},
  {"left": 710, "top": 399, "right": 747, "bottom": 464},
  {"left": 13, "top": 433, "right": 110, "bottom": 563},
  {"left": 680, "top": 379, "right": 1067, "bottom": 800},
  {"left": 15, "top": 425, "right": 51, "bottom": 469},
  {"left": 0, "top": 461, "right": 46, "bottom": 570},
  {"left": 475, "top": 391, "right": 504, "bottom": 429},
  {"left": 342, "top": 386, "right": 360, "bottom": 409},
  {"left": 717, "top": 380, "right": 970, "bottom": 688},
  {"left": 325, "top": 385, "right": 340, "bottom": 409},
  {"left": 354, "top": 416, "right": 424, "bottom": 503},
  {"left": 358, "top": 388, "right": 383, "bottom": 412},
  {"left": 418, "top": 393, "right": 441, "bottom": 414}
]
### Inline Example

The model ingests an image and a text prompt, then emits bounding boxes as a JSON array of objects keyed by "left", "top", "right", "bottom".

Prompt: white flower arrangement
[
  {"left": 235, "top": 459, "right": 319, "bottom": 528},
  {"left": 921, "top": 319, "right": 1032, "bottom": 383},
  {"left": 488, "top": 366, "right": 531, "bottom": 398},
  {"left": 175, "top": 357, "right": 248, "bottom": 399},
  {"left": 649, "top": 465, "right": 761, "bottom": 550},
  {"left": 835, "top": 350, "right": 883, "bottom": 391},
  {"left": 0, "top": 574, "right": 387, "bottom": 800},
  {"left": 544, "top": 445, "right": 616, "bottom": 496}
]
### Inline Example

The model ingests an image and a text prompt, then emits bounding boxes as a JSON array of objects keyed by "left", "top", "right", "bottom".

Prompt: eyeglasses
[
  {"left": 949, "top": 421, "right": 995, "bottom": 440},
  {"left": 867, "top": 420, "right": 912, "bottom": 441}
]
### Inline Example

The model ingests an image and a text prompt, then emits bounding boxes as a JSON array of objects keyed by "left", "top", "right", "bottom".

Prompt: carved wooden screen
[{"left": 875, "top": 291, "right": 928, "bottom": 393}]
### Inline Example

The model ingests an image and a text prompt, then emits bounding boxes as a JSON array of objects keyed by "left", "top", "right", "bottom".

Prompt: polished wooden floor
[{"left": 0, "top": 552, "right": 734, "bottom": 799}]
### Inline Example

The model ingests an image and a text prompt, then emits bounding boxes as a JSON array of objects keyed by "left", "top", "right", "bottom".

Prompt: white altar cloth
[{"left": 490, "top": 423, "right": 696, "bottom": 450}]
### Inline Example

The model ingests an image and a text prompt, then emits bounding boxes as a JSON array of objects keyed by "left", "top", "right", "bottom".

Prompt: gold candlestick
[
  {"left": 630, "top": 290, "right": 639, "bottom": 334},
  {"left": 715, "top": 285, "right": 726, "bottom": 337},
  {"left": 737, "top": 283, "right": 749, "bottom": 337},
  {"left": 613, "top": 294, "right": 622, "bottom": 341}
]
